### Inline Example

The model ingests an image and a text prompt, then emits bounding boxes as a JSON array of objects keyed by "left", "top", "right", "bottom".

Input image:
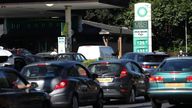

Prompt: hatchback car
[
  {"left": 0, "top": 67, "right": 50, "bottom": 108},
  {"left": 56, "top": 52, "right": 87, "bottom": 62},
  {"left": 121, "top": 52, "right": 169, "bottom": 73},
  {"left": 20, "top": 60, "right": 103, "bottom": 108},
  {"left": 148, "top": 57, "right": 192, "bottom": 108},
  {"left": 88, "top": 59, "right": 149, "bottom": 103}
]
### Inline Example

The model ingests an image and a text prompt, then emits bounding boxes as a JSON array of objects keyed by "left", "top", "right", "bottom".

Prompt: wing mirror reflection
[
  {"left": 30, "top": 82, "right": 38, "bottom": 89},
  {"left": 91, "top": 73, "right": 98, "bottom": 80}
]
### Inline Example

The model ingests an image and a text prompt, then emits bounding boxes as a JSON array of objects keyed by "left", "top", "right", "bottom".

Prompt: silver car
[{"left": 121, "top": 52, "right": 169, "bottom": 73}]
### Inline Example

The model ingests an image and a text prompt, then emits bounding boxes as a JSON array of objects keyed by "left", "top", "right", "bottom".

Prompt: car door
[
  {"left": 75, "top": 64, "right": 99, "bottom": 102},
  {"left": 130, "top": 62, "right": 147, "bottom": 95},
  {"left": 2, "top": 70, "right": 44, "bottom": 108},
  {"left": 0, "top": 71, "right": 13, "bottom": 108}
]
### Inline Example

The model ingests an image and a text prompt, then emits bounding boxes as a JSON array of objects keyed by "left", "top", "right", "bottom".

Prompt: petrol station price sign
[{"left": 133, "top": 23, "right": 149, "bottom": 53}]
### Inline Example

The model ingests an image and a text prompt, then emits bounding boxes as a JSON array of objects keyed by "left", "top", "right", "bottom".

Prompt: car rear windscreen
[
  {"left": 144, "top": 55, "right": 169, "bottom": 62},
  {"left": 158, "top": 59, "right": 192, "bottom": 71},
  {"left": 88, "top": 63, "right": 121, "bottom": 75},
  {"left": 22, "top": 65, "right": 62, "bottom": 78},
  {"left": 0, "top": 56, "right": 8, "bottom": 63}
]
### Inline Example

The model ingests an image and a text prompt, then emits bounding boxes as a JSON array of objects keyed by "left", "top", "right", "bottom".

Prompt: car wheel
[
  {"left": 127, "top": 88, "right": 136, "bottom": 103},
  {"left": 70, "top": 95, "right": 78, "bottom": 108},
  {"left": 144, "top": 95, "right": 151, "bottom": 102},
  {"left": 42, "top": 101, "right": 50, "bottom": 108},
  {"left": 93, "top": 92, "right": 103, "bottom": 108},
  {"left": 104, "top": 99, "right": 110, "bottom": 103},
  {"left": 151, "top": 98, "right": 162, "bottom": 108}
]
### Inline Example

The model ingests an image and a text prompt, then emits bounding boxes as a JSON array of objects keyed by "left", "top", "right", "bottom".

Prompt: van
[{"left": 77, "top": 45, "right": 116, "bottom": 60}]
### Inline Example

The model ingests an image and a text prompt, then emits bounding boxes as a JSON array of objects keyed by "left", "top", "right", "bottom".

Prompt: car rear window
[
  {"left": 57, "top": 54, "right": 73, "bottom": 60},
  {"left": 158, "top": 59, "right": 192, "bottom": 71},
  {"left": 0, "top": 56, "right": 8, "bottom": 63},
  {"left": 22, "top": 65, "right": 62, "bottom": 78},
  {"left": 88, "top": 63, "right": 121, "bottom": 75},
  {"left": 143, "top": 55, "right": 169, "bottom": 62}
]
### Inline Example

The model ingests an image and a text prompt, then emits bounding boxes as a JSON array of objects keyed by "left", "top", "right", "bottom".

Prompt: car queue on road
[{"left": 1, "top": 47, "right": 191, "bottom": 108}]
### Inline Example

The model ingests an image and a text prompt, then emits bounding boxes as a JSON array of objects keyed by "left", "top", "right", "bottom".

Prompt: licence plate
[
  {"left": 96, "top": 78, "right": 113, "bottom": 83},
  {"left": 154, "top": 66, "right": 157, "bottom": 69},
  {"left": 165, "top": 83, "right": 185, "bottom": 88}
]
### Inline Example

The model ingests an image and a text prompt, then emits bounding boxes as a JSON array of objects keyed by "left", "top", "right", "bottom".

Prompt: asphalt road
[{"left": 80, "top": 97, "right": 191, "bottom": 108}]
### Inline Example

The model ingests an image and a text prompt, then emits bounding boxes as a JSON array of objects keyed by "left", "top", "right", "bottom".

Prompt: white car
[{"left": 77, "top": 45, "right": 116, "bottom": 60}]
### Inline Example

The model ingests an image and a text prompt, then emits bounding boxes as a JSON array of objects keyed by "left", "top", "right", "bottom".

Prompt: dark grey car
[
  {"left": 88, "top": 59, "right": 149, "bottom": 103},
  {"left": 20, "top": 60, "right": 103, "bottom": 108},
  {"left": 121, "top": 52, "right": 169, "bottom": 73},
  {"left": 0, "top": 67, "right": 50, "bottom": 108},
  {"left": 56, "top": 52, "right": 87, "bottom": 62}
]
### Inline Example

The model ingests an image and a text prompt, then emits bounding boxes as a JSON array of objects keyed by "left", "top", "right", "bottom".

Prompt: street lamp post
[{"left": 185, "top": 20, "right": 188, "bottom": 54}]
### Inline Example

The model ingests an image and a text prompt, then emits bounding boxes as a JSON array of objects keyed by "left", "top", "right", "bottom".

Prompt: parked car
[
  {"left": 77, "top": 45, "right": 117, "bottom": 60},
  {"left": 0, "top": 48, "right": 44, "bottom": 71},
  {"left": 36, "top": 52, "right": 56, "bottom": 61},
  {"left": 20, "top": 60, "right": 103, "bottom": 108},
  {"left": 0, "top": 67, "right": 50, "bottom": 108},
  {"left": 121, "top": 52, "right": 169, "bottom": 73},
  {"left": 148, "top": 57, "right": 192, "bottom": 108},
  {"left": 56, "top": 52, "right": 87, "bottom": 62},
  {"left": 9, "top": 48, "right": 44, "bottom": 64},
  {"left": 88, "top": 59, "right": 149, "bottom": 103}
]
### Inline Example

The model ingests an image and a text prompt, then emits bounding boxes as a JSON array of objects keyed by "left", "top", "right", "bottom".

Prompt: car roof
[
  {"left": 57, "top": 52, "right": 84, "bottom": 55},
  {"left": 89, "top": 59, "right": 135, "bottom": 65},
  {"left": 124, "top": 52, "right": 169, "bottom": 56},
  {"left": 24, "top": 60, "right": 81, "bottom": 68},
  {"left": 0, "top": 67, "right": 18, "bottom": 72},
  {"left": 165, "top": 56, "right": 192, "bottom": 61}
]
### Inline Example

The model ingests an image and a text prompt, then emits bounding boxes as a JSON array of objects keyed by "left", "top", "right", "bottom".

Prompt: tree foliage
[{"left": 83, "top": 0, "right": 192, "bottom": 53}]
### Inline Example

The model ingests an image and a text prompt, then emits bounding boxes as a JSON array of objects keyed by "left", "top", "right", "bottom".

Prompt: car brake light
[
  {"left": 141, "top": 65, "right": 151, "bottom": 69},
  {"left": 149, "top": 76, "right": 164, "bottom": 83},
  {"left": 120, "top": 67, "right": 128, "bottom": 78},
  {"left": 37, "top": 63, "right": 46, "bottom": 67},
  {"left": 54, "top": 80, "right": 68, "bottom": 90},
  {"left": 187, "top": 76, "right": 192, "bottom": 82}
]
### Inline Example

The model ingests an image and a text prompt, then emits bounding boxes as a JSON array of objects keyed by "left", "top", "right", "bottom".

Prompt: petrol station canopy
[{"left": 0, "top": 0, "right": 130, "bottom": 18}]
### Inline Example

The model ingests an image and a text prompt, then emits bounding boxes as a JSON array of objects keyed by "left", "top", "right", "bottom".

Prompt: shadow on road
[
  {"left": 105, "top": 97, "right": 148, "bottom": 105},
  {"left": 167, "top": 104, "right": 192, "bottom": 108}
]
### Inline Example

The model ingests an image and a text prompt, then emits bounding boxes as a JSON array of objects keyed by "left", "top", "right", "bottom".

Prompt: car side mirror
[
  {"left": 91, "top": 73, "right": 98, "bottom": 80},
  {"left": 144, "top": 71, "right": 151, "bottom": 77},
  {"left": 30, "top": 82, "right": 38, "bottom": 89}
]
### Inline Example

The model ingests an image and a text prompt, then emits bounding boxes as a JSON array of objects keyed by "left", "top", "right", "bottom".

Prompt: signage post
[{"left": 134, "top": 3, "right": 152, "bottom": 52}]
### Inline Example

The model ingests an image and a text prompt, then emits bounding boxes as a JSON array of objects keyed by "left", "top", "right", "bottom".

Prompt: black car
[
  {"left": 88, "top": 59, "right": 149, "bottom": 103},
  {"left": 20, "top": 60, "right": 103, "bottom": 108},
  {"left": 0, "top": 67, "right": 50, "bottom": 108},
  {"left": 121, "top": 52, "right": 169, "bottom": 73},
  {"left": 56, "top": 52, "right": 87, "bottom": 62},
  {"left": 0, "top": 48, "right": 44, "bottom": 71}
]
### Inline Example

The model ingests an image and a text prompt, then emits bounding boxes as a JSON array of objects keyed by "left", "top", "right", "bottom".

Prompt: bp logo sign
[
  {"left": 137, "top": 7, "right": 147, "bottom": 17},
  {"left": 134, "top": 3, "right": 151, "bottom": 21}
]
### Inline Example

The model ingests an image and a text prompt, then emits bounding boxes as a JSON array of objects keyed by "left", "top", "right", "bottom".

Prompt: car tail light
[
  {"left": 141, "top": 64, "right": 151, "bottom": 69},
  {"left": 54, "top": 80, "right": 68, "bottom": 90},
  {"left": 120, "top": 67, "right": 128, "bottom": 78},
  {"left": 37, "top": 63, "right": 46, "bottom": 67},
  {"left": 186, "top": 76, "right": 192, "bottom": 82},
  {"left": 149, "top": 76, "right": 164, "bottom": 83}
]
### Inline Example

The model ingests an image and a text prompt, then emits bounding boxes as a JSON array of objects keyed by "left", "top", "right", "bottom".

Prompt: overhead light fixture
[{"left": 46, "top": 4, "right": 54, "bottom": 7}]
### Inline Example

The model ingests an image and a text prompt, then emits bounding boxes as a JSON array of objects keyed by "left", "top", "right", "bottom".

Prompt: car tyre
[
  {"left": 127, "top": 88, "right": 135, "bottom": 103},
  {"left": 93, "top": 92, "right": 103, "bottom": 108},
  {"left": 69, "top": 95, "right": 78, "bottom": 108},
  {"left": 42, "top": 101, "right": 50, "bottom": 108},
  {"left": 144, "top": 95, "right": 151, "bottom": 102},
  {"left": 151, "top": 98, "right": 162, "bottom": 108}
]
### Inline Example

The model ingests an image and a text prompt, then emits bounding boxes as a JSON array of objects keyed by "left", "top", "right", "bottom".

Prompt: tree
[{"left": 83, "top": 0, "right": 192, "bottom": 53}]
